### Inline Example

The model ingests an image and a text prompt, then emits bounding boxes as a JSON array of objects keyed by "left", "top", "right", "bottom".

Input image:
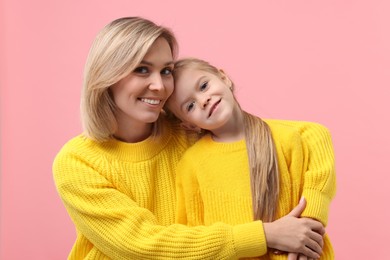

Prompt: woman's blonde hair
[
  {"left": 81, "top": 17, "right": 178, "bottom": 141},
  {"left": 173, "top": 58, "right": 279, "bottom": 222}
]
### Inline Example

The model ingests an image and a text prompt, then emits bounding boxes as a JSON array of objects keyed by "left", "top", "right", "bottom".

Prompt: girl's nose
[{"left": 200, "top": 96, "right": 211, "bottom": 109}]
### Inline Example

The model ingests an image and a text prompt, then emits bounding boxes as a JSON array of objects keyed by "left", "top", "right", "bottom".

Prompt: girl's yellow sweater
[
  {"left": 175, "top": 119, "right": 336, "bottom": 259},
  {"left": 53, "top": 120, "right": 267, "bottom": 259}
]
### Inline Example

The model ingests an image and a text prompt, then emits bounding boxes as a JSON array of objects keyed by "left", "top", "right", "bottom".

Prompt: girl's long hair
[
  {"left": 173, "top": 58, "right": 279, "bottom": 222},
  {"left": 242, "top": 110, "right": 279, "bottom": 221}
]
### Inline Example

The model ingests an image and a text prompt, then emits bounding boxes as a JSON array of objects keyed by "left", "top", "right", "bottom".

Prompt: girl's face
[
  {"left": 167, "top": 68, "right": 237, "bottom": 132},
  {"left": 110, "top": 38, "right": 174, "bottom": 128}
]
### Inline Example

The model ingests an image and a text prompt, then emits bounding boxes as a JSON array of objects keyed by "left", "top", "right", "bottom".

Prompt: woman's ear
[
  {"left": 180, "top": 121, "right": 202, "bottom": 133},
  {"left": 218, "top": 69, "right": 233, "bottom": 88}
]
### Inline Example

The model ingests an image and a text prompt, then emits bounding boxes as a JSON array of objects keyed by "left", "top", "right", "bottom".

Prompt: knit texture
[
  {"left": 53, "top": 119, "right": 266, "bottom": 259},
  {"left": 175, "top": 120, "right": 336, "bottom": 259}
]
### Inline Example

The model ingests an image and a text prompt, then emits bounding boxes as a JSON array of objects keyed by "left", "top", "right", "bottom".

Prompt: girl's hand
[{"left": 263, "top": 197, "right": 324, "bottom": 259}]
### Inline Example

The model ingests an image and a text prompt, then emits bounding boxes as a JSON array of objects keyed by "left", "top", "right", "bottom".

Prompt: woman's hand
[
  {"left": 263, "top": 197, "right": 325, "bottom": 259},
  {"left": 287, "top": 252, "right": 318, "bottom": 260}
]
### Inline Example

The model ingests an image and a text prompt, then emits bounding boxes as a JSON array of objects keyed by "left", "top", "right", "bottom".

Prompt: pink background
[{"left": 1, "top": 1, "right": 389, "bottom": 259}]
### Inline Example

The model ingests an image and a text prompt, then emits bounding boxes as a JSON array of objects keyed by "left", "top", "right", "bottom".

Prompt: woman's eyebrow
[{"left": 140, "top": 60, "right": 174, "bottom": 66}]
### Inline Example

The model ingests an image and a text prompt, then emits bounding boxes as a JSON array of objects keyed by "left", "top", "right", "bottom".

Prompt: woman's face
[{"left": 110, "top": 37, "right": 174, "bottom": 128}]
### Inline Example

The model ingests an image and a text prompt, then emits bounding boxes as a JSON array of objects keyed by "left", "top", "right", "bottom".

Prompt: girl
[
  {"left": 53, "top": 18, "right": 327, "bottom": 259},
  {"left": 166, "top": 58, "right": 336, "bottom": 259}
]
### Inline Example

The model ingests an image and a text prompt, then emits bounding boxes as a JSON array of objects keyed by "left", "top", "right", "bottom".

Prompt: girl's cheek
[{"left": 165, "top": 78, "right": 174, "bottom": 95}]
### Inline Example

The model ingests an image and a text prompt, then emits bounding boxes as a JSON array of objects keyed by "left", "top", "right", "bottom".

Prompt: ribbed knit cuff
[
  {"left": 232, "top": 221, "right": 267, "bottom": 258},
  {"left": 301, "top": 189, "right": 331, "bottom": 226}
]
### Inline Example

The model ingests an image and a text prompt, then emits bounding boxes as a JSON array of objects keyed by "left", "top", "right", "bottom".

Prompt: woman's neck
[
  {"left": 114, "top": 121, "right": 153, "bottom": 143},
  {"left": 211, "top": 107, "right": 245, "bottom": 143}
]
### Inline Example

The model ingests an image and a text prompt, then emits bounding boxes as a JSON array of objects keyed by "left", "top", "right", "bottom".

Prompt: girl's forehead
[{"left": 176, "top": 68, "right": 210, "bottom": 81}]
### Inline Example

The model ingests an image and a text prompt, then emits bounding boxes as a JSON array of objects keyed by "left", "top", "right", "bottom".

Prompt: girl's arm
[
  {"left": 269, "top": 120, "right": 336, "bottom": 259},
  {"left": 269, "top": 120, "right": 337, "bottom": 226},
  {"left": 300, "top": 122, "right": 336, "bottom": 225},
  {"left": 175, "top": 145, "right": 324, "bottom": 259},
  {"left": 264, "top": 197, "right": 324, "bottom": 259}
]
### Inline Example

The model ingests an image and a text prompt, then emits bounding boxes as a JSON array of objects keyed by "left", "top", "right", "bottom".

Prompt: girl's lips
[{"left": 208, "top": 99, "right": 221, "bottom": 117}]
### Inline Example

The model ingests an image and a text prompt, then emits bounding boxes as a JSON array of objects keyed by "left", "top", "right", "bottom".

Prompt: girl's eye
[
  {"left": 186, "top": 102, "right": 195, "bottom": 112},
  {"left": 161, "top": 67, "right": 173, "bottom": 75},
  {"left": 200, "top": 81, "right": 208, "bottom": 91},
  {"left": 134, "top": 67, "right": 149, "bottom": 74}
]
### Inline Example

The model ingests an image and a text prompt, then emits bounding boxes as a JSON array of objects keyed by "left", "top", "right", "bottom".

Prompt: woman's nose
[{"left": 149, "top": 73, "right": 164, "bottom": 91}]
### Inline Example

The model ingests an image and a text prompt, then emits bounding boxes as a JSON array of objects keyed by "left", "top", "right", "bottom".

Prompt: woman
[{"left": 53, "top": 17, "right": 326, "bottom": 259}]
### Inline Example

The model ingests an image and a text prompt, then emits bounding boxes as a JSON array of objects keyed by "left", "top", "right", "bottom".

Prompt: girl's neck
[{"left": 211, "top": 107, "right": 245, "bottom": 143}]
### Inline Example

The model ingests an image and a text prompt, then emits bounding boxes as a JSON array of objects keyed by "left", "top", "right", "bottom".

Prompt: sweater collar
[
  {"left": 199, "top": 134, "right": 246, "bottom": 152},
  {"left": 93, "top": 120, "right": 172, "bottom": 162}
]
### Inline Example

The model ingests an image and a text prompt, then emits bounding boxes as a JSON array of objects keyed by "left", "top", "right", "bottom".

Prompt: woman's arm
[{"left": 53, "top": 149, "right": 267, "bottom": 259}]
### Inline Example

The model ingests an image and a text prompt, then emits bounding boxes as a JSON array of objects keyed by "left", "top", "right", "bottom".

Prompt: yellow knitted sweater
[
  {"left": 53, "top": 120, "right": 268, "bottom": 259},
  {"left": 175, "top": 120, "right": 336, "bottom": 259}
]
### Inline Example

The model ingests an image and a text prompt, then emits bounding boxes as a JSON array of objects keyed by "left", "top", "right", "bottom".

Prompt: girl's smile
[{"left": 208, "top": 98, "right": 222, "bottom": 118}]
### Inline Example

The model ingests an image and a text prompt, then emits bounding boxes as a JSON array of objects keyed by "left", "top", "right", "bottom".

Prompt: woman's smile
[{"left": 139, "top": 97, "right": 163, "bottom": 106}]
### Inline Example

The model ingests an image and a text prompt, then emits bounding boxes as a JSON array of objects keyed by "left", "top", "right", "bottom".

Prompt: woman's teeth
[{"left": 140, "top": 98, "right": 161, "bottom": 105}]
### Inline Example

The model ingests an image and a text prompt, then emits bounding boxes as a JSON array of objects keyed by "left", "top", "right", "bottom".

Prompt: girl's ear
[
  {"left": 180, "top": 121, "right": 202, "bottom": 133},
  {"left": 218, "top": 69, "right": 233, "bottom": 88}
]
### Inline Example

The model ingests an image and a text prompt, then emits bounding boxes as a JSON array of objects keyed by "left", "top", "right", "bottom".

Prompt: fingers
[
  {"left": 298, "top": 254, "right": 308, "bottom": 260},
  {"left": 265, "top": 209, "right": 325, "bottom": 257},
  {"left": 288, "top": 252, "right": 299, "bottom": 260},
  {"left": 306, "top": 218, "right": 325, "bottom": 236},
  {"left": 287, "top": 197, "right": 306, "bottom": 217},
  {"left": 304, "top": 238, "right": 322, "bottom": 258},
  {"left": 299, "top": 218, "right": 324, "bottom": 249},
  {"left": 312, "top": 222, "right": 326, "bottom": 236},
  {"left": 308, "top": 230, "right": 324, "bottom": 249},
  {"left": 289, "top": 200, "right": 326, "bottom": 236},
  {"left": 299, "top": 227, "right": 323, "bottom": 258},
  {"left": 289, "top": 252, "right": 317, "bottom": 260},
  {"left": 301, "top": 246, "right": 320, "bottom": 259}
]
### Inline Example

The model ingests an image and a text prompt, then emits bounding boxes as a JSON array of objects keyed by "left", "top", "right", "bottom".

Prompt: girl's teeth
[{"left": 141, "top": 98, "right": 160, "bottom": 105}]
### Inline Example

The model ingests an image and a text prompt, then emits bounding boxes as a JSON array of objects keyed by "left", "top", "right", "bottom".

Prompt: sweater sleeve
[
  {"left": 276, "top": 120, "right": 337, "bottom": 226},
  {"left": 53, "top": 148, "right": 267, "bottom": 259}
]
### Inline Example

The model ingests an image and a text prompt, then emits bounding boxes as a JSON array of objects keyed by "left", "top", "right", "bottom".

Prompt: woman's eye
[
  {"left": 161, "top": 67, "right": 173, "bottom": 75},
  {"left": 200, "top": 81, "right": 208, "bottom": 91},
  {"left": 186, "top": 102, "right": 195, "bottom": 112},
  {"left": 134, "top": 67, "right": 148, "bottom": 74}
]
